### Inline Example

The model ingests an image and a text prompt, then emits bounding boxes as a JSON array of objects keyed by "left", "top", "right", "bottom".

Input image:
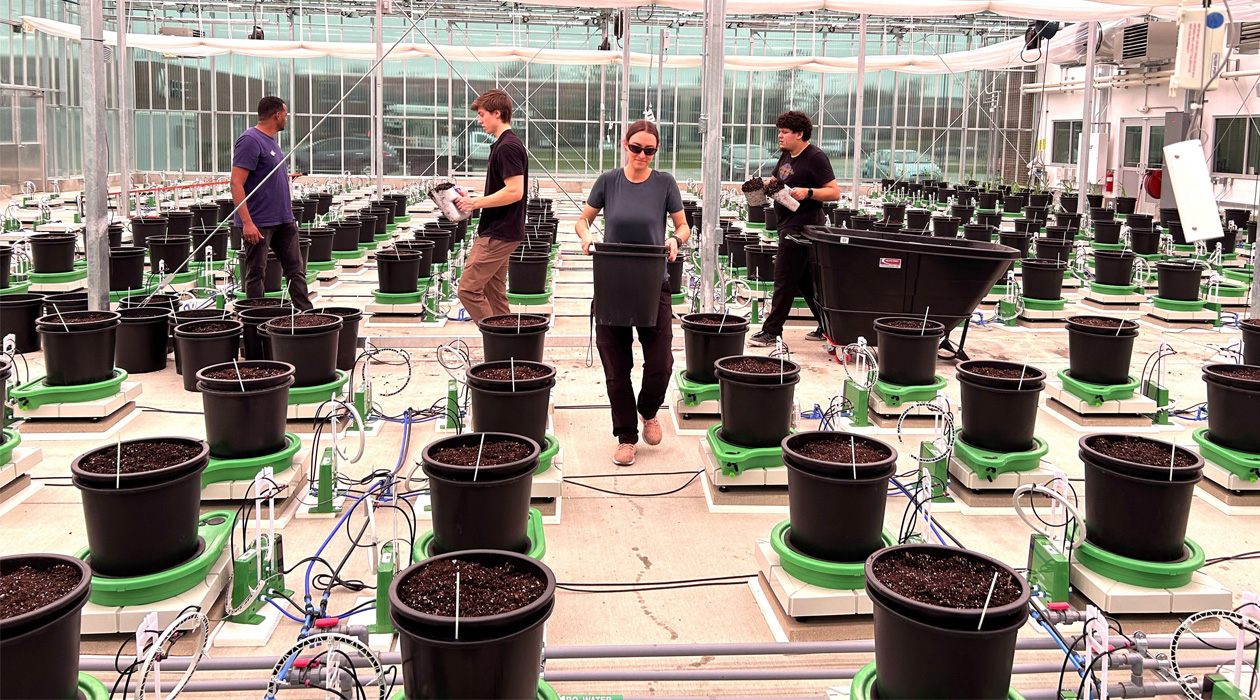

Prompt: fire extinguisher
[{"left": 1105, "top": 170, "right": 1115, "bottom": 194}]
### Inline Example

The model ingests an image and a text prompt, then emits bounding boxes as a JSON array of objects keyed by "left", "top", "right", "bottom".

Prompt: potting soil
[
  {"left": 202, "top": 366, "right": 286, "bottom": 380},
  {"left": 1211, "top": 366, "right": 1260, "bottom": 381},
  {"left": 482, "top": 316, "right": 548, "bottom": 328},
  {"left": 794, "top": 437, "right": 890, "bottom": 464},
  {"left": 1070, "top": 317, "right": 1134, "bottom": 329},
  {"left": 48, "top": 312, "right": 115, "bottom": 324},
  {"left": 234, "top": 298, "right": 286, "bottom": 308},
  {"left": 78, "top": 440, "right": 202, "bottom": 474},
  {"left": 430, "top": 439, "right": 533, "bottom": 466},
  {"left": 0, "top": 563, "right": 81, "bottom": 619},
  {"left": 968, "top": 365, "right": 1038, "bottom": 380},
  {"left": 1086, "top": 436, "right": 1196, "bottom": 468},
  {"left": 471, "top": 365, "right": 551, "bottom": 381},
  {"left": 397, "top": 559, "right": 544, "bottom": 616},
  {"left": 742, "top": 177, "right": 765, "bottom": 193},
  {"left": 268, "top": 315, "right": 336, "bottom": 329},
  {"left": 182, "top": 321, "right": 236, "bottom": 334},
  {"left": 722, "top": 357, "right": 791, "bottom": 374},
  {"left": 686, "top": 315, "right": 745, "bottom": 327},
  {"left": 1244, "top": 319, "right": 1260, "bottom": 328},
  {"left": 872, "top": 551, "right": 1022, "bottom": 609},
  {"left": 763, "top": 178, "right": 786, "bottom": 196},
  {"left": 881, "top": 319, "right": 933, "bottom": 330}
]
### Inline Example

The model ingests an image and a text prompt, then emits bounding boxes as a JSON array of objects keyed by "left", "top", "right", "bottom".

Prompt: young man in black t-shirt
[
  {"left": 748, "top": 111, "right": 841, "bottom": 347},
  {"left": 456, "top": 89, "right": 529, "bottom": 323}
]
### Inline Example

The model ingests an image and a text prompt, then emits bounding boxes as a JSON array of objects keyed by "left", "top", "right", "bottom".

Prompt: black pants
[
  {"left": 761, "top": 230, "right": 822, "bottom": 336},
  {"left": 595, "top": 283, "right": 674, "bottom": 445},
  {"left": 236, "top": 221, "right": 313, "bottom": 311}
]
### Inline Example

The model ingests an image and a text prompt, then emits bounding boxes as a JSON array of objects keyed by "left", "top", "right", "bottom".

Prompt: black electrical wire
[
  {"left": 563, "top": 470, "right": 702, "bottom": 497},
  {"left": 557, "top": 573, "right": 757, "bottom": 594}
]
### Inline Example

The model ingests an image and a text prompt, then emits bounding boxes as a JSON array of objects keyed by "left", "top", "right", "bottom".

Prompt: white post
[
  {"left": 851, "top": 14, "right": 867, "bottom": 205},
  {"left": 620, "top": 8, "right": 632, "bottom": 168},
  {"left": 81, "top": 0, "right": 110, "bottom": 310},
  {"left": 375, "top": 0, "right": 385, "bottom": 196},
  {"left": 1076, "top": 21, "right": 1097, "bottom": 215},
  {"left": 116, "top": 0, "right": 130, "bottom": 219},
  {"left": 699, "top": 0, "right": 727, "bottom": 313}
]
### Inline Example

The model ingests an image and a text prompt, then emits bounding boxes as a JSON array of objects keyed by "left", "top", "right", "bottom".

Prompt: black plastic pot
[
  {"left": 866, "top": 544, "right": 1029, "bottom": 700},
  {"left": 117, "top": 292, "right": 179, "bottom": 314},
  {"left": 1090, "top": 207, "right": 1114, "bottom": 223},
  {"left": 364, "top": 207, "right": 391, "bottom": 236},
  {"left": 478, "top": 314, "right": 550, "bottom": 363},
  {"left": 950, "top": 205, "right": 974, "bottom": 224},
  {"left": 1202, "top": 364, "right": 1260, "bottom": 453},
  {"left": 42, "top": 292, "right": 88, "bottom": 316},
  {"left": 1243, "top": 322, "right": 1260, "bottom": 366},
  {"left": 197, "top": 360, "right": 295, "bottom": 459},
  {"left": 330, "top": 221, "right": 361, "bottom": 252},
  {"left": 1092, "top": 249, "right": 1136, "bottom": 287},
  {"left": 304, "top": 227, "right": 335, "bottom": 263},
  {"left": 1043, "top": 226, "right": 1073, "bottom": 241},
  {"left": 389, "top": 549, "right": 555, "bottom": 700},
  {"left": 783, "top": 432, "right": 897, "bottom": 562},
  {"left": 715, "top": 356, "right": 800, "bottom": 448},
  {"left": 348, "top": 213, "right": 378, "bottom": 243},
  {"left": 190, "top": 203, "right": 220, "bottom": 229},
  {"left": 1066, "top": 316, "right": 1138, "bottom": 386},
  {"left": 1060, "top": 194, "right": 1079, "bottom": 213},
  {"left": 377, "top": 249, "right": 422, "bottom": 294},
  {"left": 395, "top": 239, "right": 436, "bottom": 280},
  {"left": 874, "top": 317, "right": 945, "bottom": 386},
  {"left": 905, "top": 209, "right": 932, "bottom": 232},
  {"left": 190, "top": 226, "right": 229, "bottom": 263},
  {"left": 1002, "top": 194, "right": 1026, "bottom": 212},
  {"left": 467, "top": 361, "right": 557, "bottom": 448},
  {"left": 309, "top": 307, "right": 364, "bottom": 372},
  {"left": 1127, "top": 213, "right": 1154, "bottom": 228},
  {"left": 931, "top": 216, "right": 960, "bottom": 238},
  {"left": 1249, "top": 221, "right": 1258, "bottom": 245},
  {"left": 726, "top": 234, "right": 760, "bottom": 269},
  {"left": 37, "top": 311, "right": 120, "bottom": 385},
  {"left": 129, "top": 216, "right": 167, "bottom": 248},
  {"left": 681, "top": 314, "right": 750, "bottom": 384},
  {"left": 1080, "top": 434, "right": 1202, "bottom": 562},
  {"left": 174, "top": 320, "right": 244, "bottom": 392},
  {"left": 214, "top": 198, "right": 235, "bottom": 223},
  {"left": 28, "top": 233, "right": 77, "bottom": 273},
  {"left": 1021, "top": 258, "right": 1067, "bottom": 301},
  {"left": 1093, "top": 220, "right": 1122, "bottom": 245},
  {"left": 1034, "top": 238, "right": 1072, "bottom": 265},
  {"left": 997, "top": 232, "right": 1031, "bottom": 259},
  {"left": 882, "top": 202, "right": 906, "bottom": 224},
  {"left": 170, "top": 308, "right": 232, "bottom": 373},
  {"left": 105, "top": 223, "right": 125, "bottom": 248},
  {"left": 977, "top": 191, "right": 1000, "bottom": 210},
  {"left": 1013, "top": 218, "right": 1039, "bottom": 235},
  {"left": 1028, "top": 193, "right": 1052, "bottom": 209},
  {"left": 592, "top": 242, "right": 667, "bottom": 327},
  {"left": 238, "top": 248, "right": 283, "bottom": 293},
  {"left": 667, "top": 257, "right": 685, "bottom": 293},
  {"left": 850, "top": 215, "right": 878, "bottom": 231},
  {"left": 0, "top": 553, "right": 92, "bottom": 700},
  {"left": 1114, "top": 197, "right": 1137, "bottom": 214},
  {"left": 1024, "top": 206, "right": 1049, "bottom": 223},
  {"left": 71, "top": 438, "right": 209, "bottom": 577},
  {"left": 962, "top": 224, "right": 994, "bottom": 243},
  {"left": 164, "top": 210, "right": 194, "bottom": 238},
  {"left": 1130, "top": 227, "right": 1161, "bottom": 255},
  {"left": 108, "top": 246, "right": 147, "bottom": 291},
  {"left": 508, "top": 251, "right": 550, "bottom": 295},
  {"left": 419, "top": 229, "right": 451, "bottom": 264},
  {"left": 147, "top": 234, "right": 193, "bottom": 275},
  {"left": 1157, "top": 261, "right": 1205, "bottom": 302},
  {"left": 1056, "top": 212, "right": 1082, "bottom": 231},
  {"left": 264, "top": 313, "right": 343, "bottom": 387},
  {"left": 421, "top": 431, "right": 541, "bottom": 554},
  {"left": 116, "top": 307, "right": 173, "bottom": 374},
  {"left": 745, "top": 244, "right": 777, "bottom": 281},
  {"left": 236, "top": 306, "right": 293, "bottom": 361},
  {"left": 956, "top": 360, "right": 1045, "bottom": 453},
  {"left": 0, "top": 245, "right": 9, "bottom": 290}
]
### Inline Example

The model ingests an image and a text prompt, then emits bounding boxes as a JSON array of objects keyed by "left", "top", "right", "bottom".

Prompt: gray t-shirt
[{"left": 588, "top": 168, "right": 684, "bottom": 245}]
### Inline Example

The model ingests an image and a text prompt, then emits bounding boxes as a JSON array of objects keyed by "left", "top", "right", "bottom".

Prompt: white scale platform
[
  {"left": 29, "top": 279, "right": 87, "bottom": 294},
  {"left": 699, "top": 437, "right": 787, "bottom": 489},
  {"left": 80, "top": 551, "right": 231, "bottom": 635},
  {"left": 531, "top": 449, "right": 564, "bottom": 502},
  {"left": 201, "top": 451, "right": 311, "bottom": 504},
  {"left": 0, "top": 447, "right": 42, "bottom": 491},
  {"left": 14, "top": 383, "right": 144, "bottom": 438},
  {"left": 1189, "top": 451, "right": 1260, "bottom": 516},
  {"left": 1082, "top": 292, "right": 1148, "bottom": 307},
  {"left": 1140, "top": 302, "right": 1219, "bottom": 324},
  {"left": 1069, "top": 564, "right": 1231, "bottom": 615},
  {"left": 947, "top": 458, "right": 1057, "bottom": 492},
  {"left": 1042, "top": 381, "right": 1159, "bottom": 430},
  {"left": 1018, "top": 306, "right": 1076, "bottom": 323},
  {"left": 363, "top": 307, "right": 448, "bottom": 326},
  {"left": 288, "top": 396, "right": 348, "bottom": 420},
  {"left": 754, "top": 537, "right": 872, "bottom": 618}
]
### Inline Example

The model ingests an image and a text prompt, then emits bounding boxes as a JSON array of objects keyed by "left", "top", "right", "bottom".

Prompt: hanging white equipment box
[
  {"left": 1170, "top": 6, "right": 1228, "bottom": 95},
  {"left": 1163, "top": 139, "right": 1224, "bottom": 244}
]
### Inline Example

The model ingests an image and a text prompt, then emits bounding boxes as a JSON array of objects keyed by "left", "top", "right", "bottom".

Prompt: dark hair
[
  {"left": 625, "top": 120, "right": 659, "bottom": 146},
  {"left": 776, "top": 111, "right": 813, "bottom": 141},
  {"left": 471, "top": 89, "right": 513, "bottom": 123},
  {"left": 258, "top": 96, "right": 287, "bottom": 121}
]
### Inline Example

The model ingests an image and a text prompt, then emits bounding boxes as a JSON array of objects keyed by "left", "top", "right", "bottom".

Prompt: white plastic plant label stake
[
  {"left": 136, "top": 612, "right": 161, "bottom": 700},
  {"left": 453, "top": 570, "right": 461, "bottom": 641},
  {"left": 1163, "top": 140, "right": 1225, "bottom": 244}
]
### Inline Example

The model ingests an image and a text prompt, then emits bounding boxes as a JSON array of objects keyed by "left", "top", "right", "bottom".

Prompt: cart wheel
[
  {"left": 719, "top": 486, "right": 730, "bottom": 493},
  {"left": 824, "top": 342, "right": 835, "bottom": 355}
]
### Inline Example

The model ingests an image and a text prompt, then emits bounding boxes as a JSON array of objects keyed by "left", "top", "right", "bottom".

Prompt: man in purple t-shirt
[{"left": 230, "top": 96, "right": 311, "bottom": 310}]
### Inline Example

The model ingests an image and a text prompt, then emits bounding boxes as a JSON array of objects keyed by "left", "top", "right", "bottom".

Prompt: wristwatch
[{"left": 807, "top": 188, "right": 814, "bottom": 200}]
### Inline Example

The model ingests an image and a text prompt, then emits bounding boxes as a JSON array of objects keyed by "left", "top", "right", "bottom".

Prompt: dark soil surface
[
  {"left": 1087, "top": 436, "right": 1196, "bottom": 468},
  {"left": 763, "top": 178, "right": 786, "bottom": 196},
  {"left": 180, "top": 321, "right": 236, "bottom": 333},
  {"left": 471, "top": 365, "right": 551, "bottom": 381},
  {"left": 396, "top": 558, "right": 544, "bottom": 617},
  {"left": 794, "top": 436, "right": 890, "bottom": 464},
  {"left": 0, "top": 563, "right": 82, "bottom": 619},
  {"left": 432, "top": 182, "right": 456, "bottom": 193},
  {"left": 872, "top": 550, "right": 1022, "bottom": 610},
  {"left": 686, "top": 315, "right": 745, "bottom": 326},
  {"left": 1244, "top": 319, "right": 1260, "bottom": 328},
  {"left": 47, "top": 312, "right": 114, "bottom": 323},
  {"left": 78, "top": 440, "right": 202, "bottom": 475},
  {"left": 430, "top": 439, "right": 533, "bottom": 466},
  {"left": 742, "top": 177, "right": 765, "bottom": 192},
  {"left": 1070, "top": 316, "right": 1132, "bottom": 329},
  {"left": 968, "top": 365, "right": 1038, "bottom": 379},
  {"left": 482, "top": 316, "right": 548, "bottom": 328},
  {"left": 1212, "top": 366, "right": 1260, "bottom": 381},
  {"left": 722, "top": 357, "right": 792, "bottom": 374},
  {"left": 234, "top": 298, "right": 285, "bottom": 308},
  {"left": 268, "top": 314, "right": 336, "bottom": 329},
  {"left": 881, "top": 319, "right": 934, "bottom": 330},
  {"left": 202, "top": 366, "right": 286, "bottom": 380}
]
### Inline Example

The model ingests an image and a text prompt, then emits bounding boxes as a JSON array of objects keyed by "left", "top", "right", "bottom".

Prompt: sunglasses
[{"left": 626, "top": 143, "right": 658, "bottom": 156}]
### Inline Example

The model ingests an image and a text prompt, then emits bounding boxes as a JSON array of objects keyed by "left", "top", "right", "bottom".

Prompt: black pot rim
[
  {"left": 35, "top": 310, "right": 121, "bottom": 331},
  {"left": 956, "top": 360, "right": 1047, "bottom": 389},
  {"left": 421, "top": 432, "right": 541, "bottom": 481},
  {"left": 399, "top": 238, "right": 436, "bottom": 248},
  {"left": 0, "top": 554, "right": 92, "bottom": 639},
  {"left": 680, "top": 313, "right": 751, "bottom": 333},
  {"left": 782, "top": 431, "right": 899, "bottom": 479},
  {"left": 308, "top": 306, "right": 364, "bottom": 321},
  {"left": 865, "top": 544, "right": 1031, "bottom": 624},
  {"left": 713, "top": 355, "right": 802, "bottom": 383},
  {"left": 237, "top": 306, "right": 297, "bottom": 322},
  {"left": 873, "top": 316, "right": 946, "bottom": 337},
  {"left": 118, "top": 307, "right": 173, "bottom": 322},
  {"left": 28, "top": 232, "right": 77, "bottom": 243},
  {"left": 70, "top": 436, "right": 210, "bottom": 487},
  {"left": 262, "top": 313, "right": 344, "bottom": 335},
  {"left": 232, "top": 298, "right": 289, "bottom": 309},
  {"left": 146, "top": 234, "right": 193, "bottom": 244},
  {"left": 109, "top": 246, "right": 148, "bottom": 258},
  {"left": 478, "top": 313, "right": 550, "bottom": 335},
  {"left": 1202, "top": 363, "right": 1260, "bottom": 391},
  {"left": 174, "top": 319, "right": 244, "bottom": 337},
  {"left": 196, "top": 360, "right": 297, "bottom": 391},
  {"left": 1079, "top": 433, "right": 1204, "bottom": 480},
  {"left": 1065, "top": 316, "right": 1140, "bottom": 335},
  {"left": 119, "top": 293, "right": 179, "bottom": 307},
  {"left": 377, "top": 249, "right": 421, "bottom": 261},
  {"left": 466, "top": 360, "right": 557, "bottom": 390},
  {"left": 1093, "top": 248, "right": 1133, "bottom": 259},
  {"left": 1158, "top": 260, "right": 1209, "bottom": 272}
]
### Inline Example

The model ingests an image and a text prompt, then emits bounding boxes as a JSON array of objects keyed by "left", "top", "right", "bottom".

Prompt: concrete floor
[{"left": 2, "top": 188, "right": 1258, "bottom": 699}]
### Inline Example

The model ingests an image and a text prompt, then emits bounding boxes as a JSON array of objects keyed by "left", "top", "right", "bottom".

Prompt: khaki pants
[{"left": 457, "top": 236, "right": 520, "bottom": 323}]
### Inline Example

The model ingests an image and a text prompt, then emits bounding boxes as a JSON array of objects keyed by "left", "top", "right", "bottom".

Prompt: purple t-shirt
[{"left": 232, "top": 127, "right": 293, "bottom": 228}]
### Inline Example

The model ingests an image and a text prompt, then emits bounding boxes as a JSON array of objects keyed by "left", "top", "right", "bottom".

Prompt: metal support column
[
  {"left": 116, "top": 0, "right": 130, "bottom": 218},
  {"left": 851, "top": 14, "right": 867, "bottom": 203},
  {"left": 699, "top": 0, "right": 726, "bottom": 313},
  {"left": 1076, "top": 21, "right": 1097, "bottom": 215},
  {"left": 744, "top": 33, "right": 754, "bottom": 182},
  {"left": 620, "top": 8, "right": 632, "bottom": 167},
  {"left": 447, "top": 24, "right": 454, "bottom": 176},
  {"left": 599, "top": 20, "right": 608, "bottom": 174},
  {"left": 80, "top": 0, "right": 110, "bottom": 310},
  {"left": 374, "top": 0, "right": 385, "bottom": 195}
]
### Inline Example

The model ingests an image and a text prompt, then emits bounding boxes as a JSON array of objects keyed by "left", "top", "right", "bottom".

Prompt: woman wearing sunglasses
[{"left": 576, "top": 120, "right": 691, "bottom": 466}]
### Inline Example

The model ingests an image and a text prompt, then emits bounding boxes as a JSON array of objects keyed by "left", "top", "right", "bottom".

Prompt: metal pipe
[
  {"left": 374, "top": 0, "right": 384, "bottom": 196},
  {"left": 117, "top": 0, "right": 131, "bottom": 219},
  {"left": 620, "top": 7, "right": 631, "bottom": 168},
  {"left": 1075, "top": 21, "right": 1097, "bottom": 216},
  {"left": 851, "top": 13, "right": 866, "bottom": 202},
  {"left": 81, "top": 0, "right": 110, "bottom": 310},
  {"left": 698, "top": 0, "right": 726, "bottom": 313}
]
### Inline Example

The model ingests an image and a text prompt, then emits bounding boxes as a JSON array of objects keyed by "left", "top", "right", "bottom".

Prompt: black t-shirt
[
  {"left": 772, "top": 143, "right": 835, "bottom": 231},
  {"left": 476, "top": 129, "right": 529, "bottom": 242}
]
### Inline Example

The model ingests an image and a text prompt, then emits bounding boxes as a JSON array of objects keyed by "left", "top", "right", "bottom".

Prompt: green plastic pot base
[
  {"left": 953, "top": 434, "right": 1050, "bottom": 481},
  {"left": 77, "top": 672, "right": 109, "bottom": 700},
  {"left": 1224, "top": 268, "right": 1253, "bottom": 285},
  {"left": 372, "top": 289, "right": 425, "bottom": 305},
  {"left": 1136, "top": 253, "right": 1165, "bottom": 263},
  {"left": 0, "top": 428, "right": 20, "bottom": 466},
  {"left": 0, "top": 279, "right": 32, "bottom": 295},
  {"left": 871, "top": 374, "right": 947, "bottom": 408},
  {"left": 395, "top": 215, "right": 411, "bottom": 224},
  {"left": 308, "top": 259, "right": 336, "bottom": 271},
  {"left": 287, "top": 370, "right": 350, "bottom": 406},
  {"left": 331, "top": 249, "right": 365, "bottom": 261},
  {"left": 1057, "top": 369, "right": 1139, "bottom": 406},
  {"left": 1192, "top": 427, "right": 1260, "bottom": 482},
  {"left": 1173, "top": 244, "right": 1197, "bottom": 254},
  {"left": 671, "top": 292, "right": 687, "bottom": 305},
  {"left": 1021, "top": 297, "right": 1067, "bottom": 311},
  {"left": 77, "top": 510, "right": 236, "bottom": 607},
  {"left": 391, "top": 679, "right": 558, "bottom": 700},
  {"left": 377, "top": 231, "right": 394, "bottom": 239},
  {"left": 1151, "top": 296, "right": 1207, "bottom": 312},
  {"left": 1074, "top": 537, "right": 1205, "bottom": 589},
  {"left": 1089, "top": 282, "right": 1144, "bottom": 296},
  {"left": 506, "top": 289, "right": 553, "bottom": 305},
  {"left": 202, "top": 432, "right": 302, "bottom": 488},
  {"left": 28, "top": 269, "right": 88, "bottom": 284},
  {"left": 748, "top": 279, "right": 774, "bottom": 293},
  {"left": 189, "top": 259, "right": 228, "bottom": 271},
  {"left": 675, "top": 369, "right": 720, "bottom": 407},
  {"left": 11, "top": 369, "right": 129, "bottom": 410},
  {"left": 706, "top": 423, "right": 787, "bottom": 476},
  {"left": 744, "top": 222, "right": 766, "bottom": 229},
  {"left": 1092, "top": 242, "right": 1126, "bottom": 251},
  {"left": 1203, "top": 280, "right": 1249, "bottom": 298},
  {"left": 413, "top": 508, "right": 546, "bottom": 564},
  {"left": 536, "top": 434, "right": 560, "bottom": 475},
  {"left": 769, "top": 520, "right": 895, "bottom": 590},
  {"left": 849, "top": 662, "right": 1024, "bottom": 700}
]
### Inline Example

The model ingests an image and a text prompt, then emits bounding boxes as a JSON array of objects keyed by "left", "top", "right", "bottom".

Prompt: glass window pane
[
  {"left": 1122, "top": 125, "right": 1143, "bottom": 168},
  {"left": 1146, "top": 126, "right": 1165, "bottom": 168},
  {"left": 1214, "top": 118, "right": 1246, "bottom": 174}
]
